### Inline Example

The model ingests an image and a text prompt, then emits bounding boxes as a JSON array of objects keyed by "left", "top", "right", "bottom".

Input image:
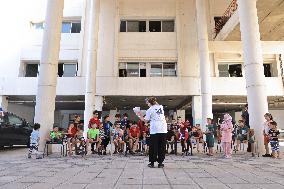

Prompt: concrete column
[
  {"left": 192, "top": 96, "right": 202, "bottom": 127},
  {"left": 34, "top": 0, "right": 64, "bottom": 151},
  {"left": 0, "top": 96, "right": 8, "bottom": 112},
  {"left": 109, "top": 109, "right": 118, "bottom": 124},
  {"left": 238, "top": 0, "right": 268, "bottom": 155},
  {"left": 95, "top": 95, "right": 103, "bottom": 111},
  {"left": 196, "top": 0, "right": 213, "bottom": 128},
  {"left": 84, "top": 0, "right": 100, "bottom": 136},
  {"left": 176, "top": 110, "right": 185, "bottom": 121}
]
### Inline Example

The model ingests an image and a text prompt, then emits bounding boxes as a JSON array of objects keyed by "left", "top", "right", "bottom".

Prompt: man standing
[{"left": 135, "top": 97, "right": 167, "bottom": 168}]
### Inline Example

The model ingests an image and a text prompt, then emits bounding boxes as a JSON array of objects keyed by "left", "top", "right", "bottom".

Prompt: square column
[
  {"left": 192, "top": 96, "right": 202, "bottom": 127},
  {"left": 0, "top": 96, "right": 8, "bottom": 112}
]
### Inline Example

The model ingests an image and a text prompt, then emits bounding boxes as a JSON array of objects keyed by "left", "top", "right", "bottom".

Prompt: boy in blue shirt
[{"left": 28, "top": 123, "right": 42, "bottom": 159}]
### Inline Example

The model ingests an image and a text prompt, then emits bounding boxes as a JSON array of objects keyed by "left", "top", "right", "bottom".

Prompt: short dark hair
[
  {"left": 33, "top": 123, "right": 40, "bottom": 130},
  {"left": 115, "top": 114, "right": 121, "bottom": 118},
  {"left": 53, "top": 125, "right": 59, "bottom": 129},
  {"left": 104, "top": 115, "right": 109, "bottom": 120},
  {"left": 93, "top": 110, "right": 99, "bottom": 115},
  {"left": 123, "top": 113, "right": 128, "bottom": 117},
  {"left": 270, "top": 121, "right": 277, "bottom": 126},
  {"left": 264, "top": 113, "right": 273, "bottom": 121}
]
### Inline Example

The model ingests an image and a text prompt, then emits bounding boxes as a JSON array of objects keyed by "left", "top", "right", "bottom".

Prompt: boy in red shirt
[
  {"left": 129, "top": 122, "right": 140, "bottom": 154},
  {"left": 88, "top": 110, "right": 100, "bottom": 129}
]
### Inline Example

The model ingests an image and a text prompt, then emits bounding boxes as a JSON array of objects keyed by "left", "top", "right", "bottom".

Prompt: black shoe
[
  {"left": 158, "top": 163, "right": 164, "bottom": 168},
  {"left": 103, "top": 151, "right": 107, "bottom": 155},
  {"left": 262, "top": 154, "right": 271, "bottom": 157},
  {"left": 113, "top": 151, "right": 118, "bottom": 154},
  {"left": 148, "top": 163, "right": 154, "bottom": 168},
  {"left": 170, "top": 150, "right": 175, "bottom": 154},
  {"left": 28, "top": 154, "right": 31, "bottom": 159}
]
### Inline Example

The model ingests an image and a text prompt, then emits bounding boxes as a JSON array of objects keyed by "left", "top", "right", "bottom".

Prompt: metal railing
[{"left": 214, "top": 0, "right": 238, "bottom": 38}]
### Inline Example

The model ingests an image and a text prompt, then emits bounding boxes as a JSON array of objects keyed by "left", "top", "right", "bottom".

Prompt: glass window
[
  {"left": 62, "top": 22, "right": 71, "bottom": 33},
  {"left": 9, "top": 115, "right": 22, "bottom": 125},
  {"left": 228, "top": 64, "right": 242, "bottom": 77},
  {"left": 140, "top": 63, "right": 146, "bottom": 77},
  {"left": 150, "top": 64, "right": 162, "bottom": 77},
  {"left": 138, "top": 21, "right": 146, "bottom": 32},
  {"left": 127, "top": 63, "right": 139, "bottom": 77},
  {"left": 127, "top": 21, "right": 139, "bottom": 32},
  {"left": 63, "top": 64, "right": 77, "bottom": 77},
  {"left": 218, "top": 64, "right": 229, "bottom": 77},
  {"left": 32, "top": 22, "right": 44, "bottom": 30},
  {"left": 263, "top": 64, "right": 272, "bottom": 77},
  {"left": 25, "top": 64, "right": 38, "bottom": 77},
  {"left": 163, "top": 63, "right": 176, "bottom": 77},
  {"left": 149, "top": 21, "right": 161, "bottom": 32},
  {"left": 120, "top": 21, "right": 126, "bottom": 32},
  {"left": 119, "top": 63, "right": 127, "bottom": 77},
  {"left": 71, "top": 22, "right": 81, "bottom": 33},
  {"left": 58, "top": 64, "right": 64, "bottom": 77},
  {"left": 162, "top": 21, "right": 174, "bottom": 32}
]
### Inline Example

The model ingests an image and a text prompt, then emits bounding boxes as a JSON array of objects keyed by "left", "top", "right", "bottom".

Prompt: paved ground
[{"left": 0, "top": 147, "right": 284, "bottom": 189}]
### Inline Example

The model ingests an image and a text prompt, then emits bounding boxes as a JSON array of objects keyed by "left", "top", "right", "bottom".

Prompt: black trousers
[{"left": 149, "top": 133, "right": 167, "bottom": 164}]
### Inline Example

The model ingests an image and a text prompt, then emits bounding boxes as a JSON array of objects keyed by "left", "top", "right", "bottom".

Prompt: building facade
[{"left": 0, "top": 0, "right": 284, "bottom": 152}]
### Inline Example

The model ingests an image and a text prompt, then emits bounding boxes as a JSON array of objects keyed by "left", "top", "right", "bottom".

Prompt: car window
[{"left": 9, "top": 115, "right": 23, "bottom": 125}]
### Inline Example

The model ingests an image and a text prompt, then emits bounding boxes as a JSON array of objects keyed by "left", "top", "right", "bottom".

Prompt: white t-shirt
[
  {"left": 263, "top": 121, "right": 270, "bottom": 135},
  {"left": 145, "top": 104, "right": 167, "bottom": 134},
  {"left": 30, "top": 129, "right": 40, "bottom": 144}
]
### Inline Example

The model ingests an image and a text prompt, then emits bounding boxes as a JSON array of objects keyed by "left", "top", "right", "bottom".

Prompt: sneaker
[
  {"left": 103, "top": 151, "right": 107, "bottom": 155},
  {"left": 36, "top": 156, "right": 42, "bottom": 159},
  {"left": 158, "top": 163, "right": 164, "bottom": 168},
  {"left": 252, "top": 153, "right": 255, "bottom": 157},
  {"left": 148, "top": 163, "right": 154, "bottom": 168},
  {"left": 28, "top": 154, "right": 31, "bottom": 159},
  {"left": 113, "top": 151, "right": 118, "bottom": 154},
  {"left": 262, "top": 154, "right": 271, "bottom": 157},
  {"left": 170, "top": 150, "right": 175, "bottom": 154}
]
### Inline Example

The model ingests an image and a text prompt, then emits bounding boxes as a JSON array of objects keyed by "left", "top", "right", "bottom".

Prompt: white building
[{"left": 0, "top": 0, "right": 284, "bottom": 152}]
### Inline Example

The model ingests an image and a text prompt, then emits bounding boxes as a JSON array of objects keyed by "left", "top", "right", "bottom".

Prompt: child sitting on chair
[
  {"left": 87, "top": 123, "right": 101, "bottom": 154},
  {"left": 248, "top": 129, "right": 256, "bottom": 157}
]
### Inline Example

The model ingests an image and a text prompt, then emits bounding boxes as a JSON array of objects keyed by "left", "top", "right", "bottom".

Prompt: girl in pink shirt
[{"left": 221, "top": 114, "right": 233, "bottom": 158}]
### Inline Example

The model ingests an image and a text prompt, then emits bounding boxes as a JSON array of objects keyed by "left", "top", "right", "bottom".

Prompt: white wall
[{"left": 269, "top": 110, "right": 284, "bottom": 130}]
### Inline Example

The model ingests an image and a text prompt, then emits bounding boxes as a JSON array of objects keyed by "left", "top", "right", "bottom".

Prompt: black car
[{"left": 0, "top": 112, "right": 33, "bottom": 148}]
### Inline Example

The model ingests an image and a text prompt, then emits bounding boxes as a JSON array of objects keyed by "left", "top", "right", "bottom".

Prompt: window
[
  {"left": 31, "top": 22, "right": 44, "bottom": 30},
  {"left": 149, "top": 21, "right": 161, "bottom": 32},
  {"left": 150, "top": 64, "right": 162, "bottom": 77},
  {"left": 63, "top": 64, "right": 77, "bottom": 77},
  {"left": 58, "top": 63, "right": 77, "bottom": 77},
  {"left": 120, "top": 21, "right": 126, "bottom": 32},
  {"left": 218, "top": 64, "right": 242, "bottom": 77},
  {"left": 71, "top": 22, "right": 81, "bottom": 33},
  {"left": 263, "top": 64, "right": 272, "bottom": 77},
  {"left": 126, "top": 21, "right": 146, "bottom": 32},
  {"left": 25, "top": 64, "right": 39, "bottom": 77},
  {"left": 163, "top": 63, "right": 176, "bottom": 77},
  {"left": 8, "top": 115, "right": 22, "bottom": 125},
  {"left": 119, "top": 62, "right": 177, "bottom": 77},
  {"left": 62, "top": 22, "right": 81, "bottom": 33},
  {"left": 162, "top": 21, "right": 175, "bottom": 32},
  {"left": 120, "top": 20, "right": 174, "bottom": 32},
  {"left": 126, "top": 63, "right": 139, "bottom": 77}
]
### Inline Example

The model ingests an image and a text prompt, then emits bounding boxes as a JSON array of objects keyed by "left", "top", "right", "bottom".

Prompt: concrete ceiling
[
  {"left": 7, "top": 95, "right": 284, "bottom": 113},
  {"left": 225, "top": 0, "right": 284, "bottom": 41}
]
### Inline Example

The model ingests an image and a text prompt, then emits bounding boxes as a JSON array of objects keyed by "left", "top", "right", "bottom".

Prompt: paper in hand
[{"left": 133, "top": 107, "right": 141, "bottom": 115}]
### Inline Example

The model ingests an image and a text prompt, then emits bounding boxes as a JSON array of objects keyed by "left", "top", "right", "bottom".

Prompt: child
[
  {"left": 166, "top": 126, "right": 176, "bottom": 154},
  {"left": 268, "top": 121, "right": 280, "bottom": 159},
  {"left": 248, "top": 129, "right": 255, "bottom": 157},
  {"left": 236, "top": 120, "right": 249, "bottom": 151},
  {"left": 66, "top": 122, "right": 77, "bottom": 156},
  {"left": 113, "top": 122, "right": 124, "bottom": 154},
  {"left": 46, "top": 126, "right": 62, "bottom": 143},
  {"left": 98, "top": 123, "right": 107, "bottom": 155},
  {"left": 28, "top": 123, "right": 42, "bottom": 159},
  {"left": 142, "top": 131, "right": 148, "bottom": 154},
  {"left": 221, "top": 114, "right": 233, "bottom": 159},
  {"left": 204, "top": 118, "right": 214, "bottom": 156},
  {"left": 178, "top": 123, "right": 189, "bottom": 155},
  {"left": 87, "top": 123, "right": 100, "bottom": 154}
]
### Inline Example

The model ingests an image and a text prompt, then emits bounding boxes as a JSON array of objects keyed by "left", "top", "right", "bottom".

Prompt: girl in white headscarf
[{"left": 221, "top": 113, "right": 233, "bottom": 158}]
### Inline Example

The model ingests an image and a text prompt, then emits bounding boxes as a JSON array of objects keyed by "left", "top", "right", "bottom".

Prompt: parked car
[{"left": 0, "top": 112, "right": 33, "bottom": 148}]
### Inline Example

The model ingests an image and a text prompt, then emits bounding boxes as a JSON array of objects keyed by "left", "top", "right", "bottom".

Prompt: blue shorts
[{"left": 270, "top": 141, "right": 279, "bottom": 152}]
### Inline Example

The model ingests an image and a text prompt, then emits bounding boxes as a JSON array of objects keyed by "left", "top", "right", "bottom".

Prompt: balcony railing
[{"left": 214, "top": 0, "right": 238, "bottom": 38}]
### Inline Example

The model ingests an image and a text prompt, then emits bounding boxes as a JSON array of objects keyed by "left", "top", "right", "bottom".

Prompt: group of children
[{"left": 27, "top": 111, "right": 281, "bottom": 159}]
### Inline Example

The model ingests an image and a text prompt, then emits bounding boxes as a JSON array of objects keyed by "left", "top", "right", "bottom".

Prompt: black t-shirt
[{"left": 268, "top": 129, "right": 280, "bottom": 142}]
